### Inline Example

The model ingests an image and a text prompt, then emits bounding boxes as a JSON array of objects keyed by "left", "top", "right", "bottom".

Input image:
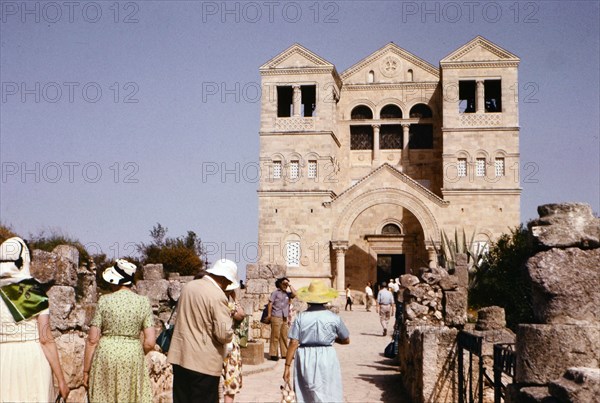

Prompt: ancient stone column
[
  {"left": 402, "top": 123, "right": 410, "bottom": 164},
  {"left": 331, "top": 241, "right": 349, "bottom": 291},
  {"left": 292, "top": 84, "right": 301, "bottom": 117},
  {"left": 372, "top": 124, "right": 380, "bottom": 166},
  {"left": 476, "top": 80, "right": 485, "bottom": 113}
]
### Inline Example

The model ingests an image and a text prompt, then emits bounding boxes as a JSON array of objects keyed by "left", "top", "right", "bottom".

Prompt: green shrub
[
  {"left": 137, "top": 223, "right": 204, "bottom": 276},
  {"left": 28, "top": 229, "right": 90, "bottom": 265},
  {"left": 469, "top": 225, "right": 535, "bottom": 330}
]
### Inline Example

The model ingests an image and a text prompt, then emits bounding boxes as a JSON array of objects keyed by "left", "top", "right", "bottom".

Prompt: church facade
[{"left": 257, "top": 36, "right": 521, "bottom": 290}]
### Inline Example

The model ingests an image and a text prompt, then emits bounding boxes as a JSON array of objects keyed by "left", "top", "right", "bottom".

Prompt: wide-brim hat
[
  {"left": 102, "top": 259, "right": 137, "bottom": 285},
  {"left": 206, "top": 259, "right": 239, "bottom": 290},
  {"left": 296, "top": 280, "right": 339, "bottom": 304},
  {"left": 0, "top": 237, "right": 32, "bottom": 286}
]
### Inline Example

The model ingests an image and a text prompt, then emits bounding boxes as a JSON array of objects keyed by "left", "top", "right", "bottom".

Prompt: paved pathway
[{"left": 236, "top": 308, "right": 410, "bottom": 402}]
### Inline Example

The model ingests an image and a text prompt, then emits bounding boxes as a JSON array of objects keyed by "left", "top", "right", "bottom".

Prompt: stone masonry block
[
  {"left": 516, "top": 324, "right": 600, "bottom": 384},
  {"left": 245, "top": 279, "right": 269, "bottom": 295},
  {"left": 527, "top": 248, "right": 600, "bottom": 324},
  {"left": 443, "top": 288, "right": 467, "bottom": 326},
  {"left": 143, "top": 264, "right": 165, "bottom": 280}
]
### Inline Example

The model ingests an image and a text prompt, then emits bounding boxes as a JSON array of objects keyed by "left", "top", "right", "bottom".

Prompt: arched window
[
  {"left": 351, "top": 105, "right": 373, "bottom": 120},
  {"left": 407, "top": 69, "right": 414, "bottom": 81},
  {"left": 368, "top": 70, "right": 375, "bottom": 83},
  {"left": 381, "top": 223, "right": 402, "bottom": 235},
  {"left": 380, "top": 104, "right": 403, "bottom": 119},
  {"left": 409, "top": 104, "right": 432, "bottom": 118}
]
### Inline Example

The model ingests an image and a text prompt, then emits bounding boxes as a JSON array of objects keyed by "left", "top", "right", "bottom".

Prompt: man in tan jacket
[{"left": 168, "top": 259, "right": 238, "bottom": 403}]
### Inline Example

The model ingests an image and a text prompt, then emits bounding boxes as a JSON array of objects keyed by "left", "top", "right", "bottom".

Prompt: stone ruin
[
  {"left": 508, "top": 203, "right": 599, "bottom": 402},
  {"left": 29, "top": 248, "right": 189, "bottom": 403},
  {"left": 394, "top": 202, "right": 599, "bottom": 403},
  {"left": 17, "top": 202, "right": 599, "bottom": 403}
]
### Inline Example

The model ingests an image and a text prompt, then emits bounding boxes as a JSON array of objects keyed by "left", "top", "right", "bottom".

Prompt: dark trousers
[{"left": 172, "top": 364, "right": 220, "bottom": 403}]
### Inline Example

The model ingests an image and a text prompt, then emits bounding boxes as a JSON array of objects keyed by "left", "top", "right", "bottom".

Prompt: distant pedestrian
[
  {"left": 266, "top": 277, "right": 296, "bottom": 361},
  {"left": 377, "top": 282, "right": 395, "bottom": 336},
  {"left": 283, "top": 280, "right": 350, "bottom": 403},
  {"left": 364, "top": 281, "right": 373, "bottom": 312},
  {"left": 345, "top": 283, "right": 353, "bottom": 311},
  {"left": 168, "top": 259, "right": 238, "bottom": 403}
]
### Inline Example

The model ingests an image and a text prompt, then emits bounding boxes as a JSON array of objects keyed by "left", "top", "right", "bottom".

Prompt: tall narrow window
[
  {"left": 368, "top": 70, "right": 375, "bottom": 83},
  {"left": 459, "top": 81, "right": 476, "bottom": 113},
  {"left": 273, "top": 161, "right": 282, "bottom": 179},
  {"left": 476, "top": 158, "right": 486, "bottom": 177},
  {"left": 457, "top": 158, "right": 467, "bottom": 177},
  {"left": 484, "top": 80, "right": 502, "bottom": 112},
  {"left": 289, "top": 160, "right": 299, "bottom": 179},
  {"left": 307, "top": 160, "right": 317, "bottom": 178},
  {"left": 277, "top": 86, "right": 293, "bottom": 117},
  {"left": 300, "top": 85, "right": 316, "bottom": 117},
  {"left": 286, "top": 241, "right": 300, "bottom": 267},
  {"left": 495, "top": 158, "right": 505, "bottom": 177}
]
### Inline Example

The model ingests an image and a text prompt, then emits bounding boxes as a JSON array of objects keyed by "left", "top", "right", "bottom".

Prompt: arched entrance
[{"left": 330, "top": 187, "right": 442, "bottom": 290}]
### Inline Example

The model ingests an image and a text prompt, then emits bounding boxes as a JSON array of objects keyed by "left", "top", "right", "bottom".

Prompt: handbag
[
  {"left": 383, "top": 328, "right": 400, "bottom": 358},
  {"left": 280, "top": 381, "right": 296, "bottom": 403},
  {"left": 157, "top": 304, "right": 177, "bottom": 353},
  {"left": 260, "top": 304, "right": 270, "bottom": 324}
]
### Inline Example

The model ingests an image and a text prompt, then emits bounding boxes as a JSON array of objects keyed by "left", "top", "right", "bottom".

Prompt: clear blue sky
[{"left": 1, "top": 1, "right": 599, "bottom": 277}]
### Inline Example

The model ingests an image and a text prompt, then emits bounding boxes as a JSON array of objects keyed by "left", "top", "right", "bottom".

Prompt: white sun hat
[
  {"left": 206, "top": 259, "right": 239, "bottom": 290},
  {"left": 102, "top": 259, "right": 137, "bottom": 285}
]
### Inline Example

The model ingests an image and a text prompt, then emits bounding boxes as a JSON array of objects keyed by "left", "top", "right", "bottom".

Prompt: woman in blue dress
[{"left": 283, "top": 280, "right": 350, "bottom": 403}]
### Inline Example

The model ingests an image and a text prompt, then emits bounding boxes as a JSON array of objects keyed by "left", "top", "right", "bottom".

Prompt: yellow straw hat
[{"left": 296, "top": 280, "right": 339, "bottom": 304}]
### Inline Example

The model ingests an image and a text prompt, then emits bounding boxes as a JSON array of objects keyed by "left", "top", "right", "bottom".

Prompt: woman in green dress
[{"left": 83, "top": 259, "right": 156, "bottom": 403}]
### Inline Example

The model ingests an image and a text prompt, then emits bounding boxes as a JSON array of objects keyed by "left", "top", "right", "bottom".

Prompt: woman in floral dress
[
  {"left": 83, "top": 259, "right": 156, "bottom": 403},
  {"left": 222, "top": 284, "right": 246, "bottom": 402}
]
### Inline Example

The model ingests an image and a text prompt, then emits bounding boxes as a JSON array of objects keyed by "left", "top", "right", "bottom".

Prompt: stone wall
[
  {"left": 30, "top": 245, "right": 95, "bottom": 402},
  {"left": 397, "top": 255, "right": 470, "bottom": 403},
  {"left": 30, "top": 249, "right": 184, "bottom": 403},
  {"left": 508, "top": 203, "right": 600, "bottom": 402}
]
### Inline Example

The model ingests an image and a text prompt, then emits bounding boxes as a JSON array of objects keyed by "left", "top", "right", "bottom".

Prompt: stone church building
[{"left": 257, "top": 36, "right": 520, "bottom": 290}]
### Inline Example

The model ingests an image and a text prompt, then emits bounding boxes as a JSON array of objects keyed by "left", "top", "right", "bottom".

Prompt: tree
[
  {"left": 469, "top": 225, "right": 535, "bottom": 330},
  {"left": 137, "top": 223, "right": 204, "bottom": 276}
]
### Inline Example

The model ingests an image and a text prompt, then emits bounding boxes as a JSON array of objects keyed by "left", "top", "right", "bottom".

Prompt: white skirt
[{"left": 0, "top": 339, "right": 54, "bottom": 402}]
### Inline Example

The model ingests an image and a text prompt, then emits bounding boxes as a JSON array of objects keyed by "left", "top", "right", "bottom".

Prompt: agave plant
[{"left": 431, "top": 229, "right": 488, "bottom": 289}]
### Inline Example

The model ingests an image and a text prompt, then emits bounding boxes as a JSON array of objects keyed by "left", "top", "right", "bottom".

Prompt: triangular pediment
[
  {"left": 260, "top": 43, "right": 335, "bottom": 70},
  {"left": 441, "top": 36, "right": 519, "bottom": 64},
  {"left": 330, "top": 163, "right": 448, "bottom": 207},
  {"left": 341, "top": 43, "right": 439, "bottom": 84}
]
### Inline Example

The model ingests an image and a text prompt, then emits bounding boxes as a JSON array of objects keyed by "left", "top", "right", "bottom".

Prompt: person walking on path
[
  {"left": 376, "top": 282, "right": 395, "bottom": 336},
  {"left": 364, "top": 281, "right": 374, "bottom": 312},
  {"left": 266, "top": 277, "right": 296, "bottom": 361},
  {"left": 168, "top": 259, "right": 238, "bottom": 403},
  {"left": 283, "top": 280, "right": 350, "bottom": 403},
  {"left": 0, "top": 237, "right": 70, "bottom": 402},
  {"left": 83, "top": 259, "right": 155, "bottom": 403},
  {"left": 345, "top": 283, "right": 353, "bottom": 311}
]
